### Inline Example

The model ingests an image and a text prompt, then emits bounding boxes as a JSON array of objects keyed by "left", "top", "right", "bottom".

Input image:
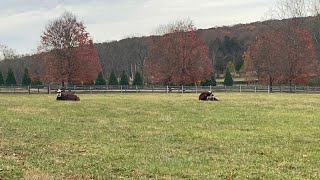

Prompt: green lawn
[{"left": 0, "top": 93, "right": 320, "bottom": 179}]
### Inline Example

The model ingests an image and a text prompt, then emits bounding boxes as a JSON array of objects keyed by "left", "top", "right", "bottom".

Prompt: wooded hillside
[{"left": 0, "top": 16, "right": 318, "bottom": 85}]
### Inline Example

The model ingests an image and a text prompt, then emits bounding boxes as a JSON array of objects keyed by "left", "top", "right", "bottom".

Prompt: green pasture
[{"left": 0, "top": 93, "right": 320, "bottom": 179}]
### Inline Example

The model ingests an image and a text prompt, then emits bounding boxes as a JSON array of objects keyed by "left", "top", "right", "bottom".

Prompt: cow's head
[{"left": 56, "top": 89, "right": 62, "bottom": 97}]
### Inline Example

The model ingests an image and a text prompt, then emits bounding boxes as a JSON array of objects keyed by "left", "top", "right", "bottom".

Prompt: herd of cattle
[{"left": 55, "top": 89, "right": 218, "bottom": 102}]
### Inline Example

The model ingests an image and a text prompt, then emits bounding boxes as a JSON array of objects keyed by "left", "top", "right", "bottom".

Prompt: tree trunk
[{"left": 62, "top": 81, "right": 65, "bottom": 89}]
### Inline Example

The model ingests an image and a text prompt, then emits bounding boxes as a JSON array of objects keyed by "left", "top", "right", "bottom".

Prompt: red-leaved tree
[
  {"left": 243, "top": 29, "right": 285, "bottom": 88},
  {"left": 39, "top": 12, "right": 101, "bottom": 86},
  {"left": 145, "top": 19, "right": 213, "bottom": 85},
  {"left": 282, "top": 26, "right": 319, "bottom": 86},
  {"left": 243, "top": 26, "right": 319, "bottom": 89}
]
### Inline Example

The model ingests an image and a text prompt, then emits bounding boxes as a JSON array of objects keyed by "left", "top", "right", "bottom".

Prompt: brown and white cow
[
  {"left": 199, "top": 91, "right": 218, "bottom": 101},
  {"left": 56, "top": 89, "right": 80, "bottom": 101}
]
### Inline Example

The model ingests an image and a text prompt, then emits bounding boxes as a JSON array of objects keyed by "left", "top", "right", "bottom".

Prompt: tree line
[{"left": 1, "top": 0, "right": 320, "bottom": 87}]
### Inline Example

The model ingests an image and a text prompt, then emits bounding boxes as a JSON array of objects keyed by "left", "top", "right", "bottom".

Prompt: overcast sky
[{"left": 0, "top": 0, "right": 277, "bottom": 54}]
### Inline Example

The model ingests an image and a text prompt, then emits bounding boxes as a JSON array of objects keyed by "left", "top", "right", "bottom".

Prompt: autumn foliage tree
[
  {"left": 282, "top": 27, "right": 319, "bottom": 86},
  {"left": 243, "top": 29, "right": 284, "bottom": 88},
  {"left": 145, "top": 19, "right": 213, "bottom": 85},
  {"left": 243, "top": 26, "right": 318, "bottom": 89},
  {"left": 39, "top": 12, "right": 101, "bottom": 86},
  {"left": 29, "top": 69, "right": 43, "bottom": 86},
  {"left": 263, "top": 0, "right": 319, "bottom": 89}
]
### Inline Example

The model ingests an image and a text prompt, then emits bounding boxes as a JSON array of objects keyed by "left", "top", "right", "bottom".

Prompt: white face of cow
[{"left": 57, "top": 89, "right": 62, "bottom": 97}]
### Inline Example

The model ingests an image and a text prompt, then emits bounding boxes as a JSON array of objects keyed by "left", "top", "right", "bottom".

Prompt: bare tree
[
  {"left": 0, "top": 45, "right": 18, "bottom": 60},
  {"left": 153, "top": 18, "right": 195, "bottom": 35},
  {"left": 268, "top": 0, "right": 310, "bottom": 19},
  {"left": 40, "top": 12, "right": 91, "bottom": 51},
  {"left": 127, "top": 37, "right": 148, "bottom": 79}
]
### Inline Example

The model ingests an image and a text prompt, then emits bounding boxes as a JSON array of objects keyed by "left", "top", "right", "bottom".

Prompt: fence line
[{"left": 0, "top": 85, "right": 320, "bottom": 94}]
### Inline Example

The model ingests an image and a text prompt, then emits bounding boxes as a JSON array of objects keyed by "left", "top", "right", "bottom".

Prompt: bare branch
[{"left": 0, "top": 45, "right": 18, "bottom": 60}]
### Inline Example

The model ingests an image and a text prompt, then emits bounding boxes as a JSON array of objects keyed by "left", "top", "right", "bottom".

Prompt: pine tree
[
  {"left": 5, "top": 68, "right": 17, "bottom": 85},
  {"left": 119, "top": 70, "right": 129, "bottom": 86},
  {"left": 200, "top": 76, "right": 217, "bottom": 86},
  {"left": 133, "top": 71, "right": 143, "bottom": 86},
  {"left": 224, "top": 69, "right": 234, "bottom": 86},
  {"left": 108, "top": 70, "right": 118, "bottom": 85},
  {"left": 0, "top": 71, "right": 4, "bottom": 85},
  {"left": 200, "top": 79, "right": 212, "bottom": 86},
  {"left": 95, "top": 72, "right": 106, "bottom": 85},
  {"left": 22, "top": 68, "right": 32, "bottom": 86}
]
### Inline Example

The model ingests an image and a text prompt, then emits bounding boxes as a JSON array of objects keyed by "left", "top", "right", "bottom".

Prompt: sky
[{"left": 0, "top": 0, "right": 278, "bottom": 55}]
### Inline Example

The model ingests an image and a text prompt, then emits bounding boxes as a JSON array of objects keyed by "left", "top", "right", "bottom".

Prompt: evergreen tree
[
  {"left": 5, "top": 68, "right": 17, "bottom": 85},
  {"left": 108, "top": 70, "right": 118, "bottom": 85},
  {"left": 22, "top": 68, "right": 32, "bottom": 86},
  {"left": 224, "top": 69, "right": 234, "bottom": 86},
  {"left": 133, "top": 71, "right": 143, "bottom": 86},
  {"left": 0, "top": 71, "right": 4, "bottom": 85},
  {"left": 200, "top": 76, "right": 217, "bottom": 86},
  {"left": 95, "top": 72, "right": 106, "bottom": 85},
  {"left": 200, "top": 79, "right": 212, "bottom": 86},
  {"left": 119, "top": 70, "right": 129, "bottom": 86}
]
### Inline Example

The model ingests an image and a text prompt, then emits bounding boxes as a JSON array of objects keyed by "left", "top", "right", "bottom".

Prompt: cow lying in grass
[
  {"left": 199, "top": 91, "right": 219, "bottom": 101},
  {"left": 56, "top": 89, "right": 80, "bottom": 101}
]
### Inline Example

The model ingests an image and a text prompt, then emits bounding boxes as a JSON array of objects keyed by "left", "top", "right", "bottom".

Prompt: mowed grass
[{"left": 0, "top": 93, "right": 320, "bottom": 179}]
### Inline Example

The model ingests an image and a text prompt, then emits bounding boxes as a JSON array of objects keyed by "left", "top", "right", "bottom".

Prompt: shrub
[{"left": 201, "top": 76, "right": 217, "bottom": 86}]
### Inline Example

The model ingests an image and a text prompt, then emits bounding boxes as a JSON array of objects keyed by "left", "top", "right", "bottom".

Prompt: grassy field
[{"left": 0, "top": 93, "right": 320, "bottom": 179}]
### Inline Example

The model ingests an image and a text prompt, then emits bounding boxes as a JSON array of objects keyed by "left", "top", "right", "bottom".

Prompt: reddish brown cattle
[
  {"left": 199, "top": 91, "right": 218, "bottom": 101},
  {"left": 56, "top": 89, "right": 80, "bottom": 101}
]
